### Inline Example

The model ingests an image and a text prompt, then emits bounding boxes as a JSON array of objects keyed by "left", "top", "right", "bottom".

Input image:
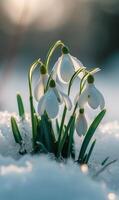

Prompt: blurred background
[{"left": 0, "top": 0, "right": 119, "bottom": 119}]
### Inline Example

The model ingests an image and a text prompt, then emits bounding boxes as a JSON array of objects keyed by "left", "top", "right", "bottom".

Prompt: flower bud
[
  {"left": 49, "top": 79, "right": 56, "bottom": 88},
  {"left": 61, "top": 46, "right": 69, "bottom": 54},
  {"left": 79, "top": 108, "right": 84, "bottom": 114},
  {"left": 40, "top": 65, "right": 47, "bottom": 74},
  {"left": 87, "top": 75, "right": 94, "bottom": 84}
]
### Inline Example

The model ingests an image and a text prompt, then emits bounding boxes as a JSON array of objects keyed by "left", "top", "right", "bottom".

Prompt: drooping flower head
[
  {"left": 34, "top": 64, "right": 48, "bottom": 101},
  {"left": 76, "top": 108, "right": 88, "bottom": 137},
  {"left": 77, "top": 75, "right": 105, "bottom": 110},
  {"left": 52, "top": 46, "right": 85, "bottom": 84},
  {"left": 37, "top": 79, "right": 72, "bottom": 119}
]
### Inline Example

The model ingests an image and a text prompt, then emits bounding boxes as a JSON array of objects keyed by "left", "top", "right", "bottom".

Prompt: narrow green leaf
[
  {"left": 58, "top": 68, "right": 85, "bottom": 147},
  {"left": 36, "top": 142, "right": 48, "bottom": 153},
  {"left": 17, "top": 94, "right": 25, "bottom": 119},
  {"left": 57, "top": 115, "right": 75, "bottom": 157},
  {"left": 61, "top": 134, "right": 69, "bottom": 158},
  {"left": 39, "top": 114, "right": 56, "bottom": 153},
  {"left": 57, "top": 106, "right": 67, "bottom": 147},
  {"left": 82, "top": 154, "right": 88, "bottom": 163},
  {"left": 78, "top": 109, "right": 106, "bottom": 163},
  {"left": 33, "top": 113, "right": 40, "bottom": 143},
  {"left": 93, "top": 159, "right": 117, "bottom": 178},
  {"left": 85, "top": 139, "right": 96, "bottom": 164},
  {"left": 101, "top": 156, "right": 110, "bottom": 166},
  {"left": 11, "top": 117, "right": 22, "bottom": 144},
  {"left": 67, "top": 116, "right": 75, "bottom": 158},
  {"left": 56, "top": 119, "right": 60, "bottom": 135}
]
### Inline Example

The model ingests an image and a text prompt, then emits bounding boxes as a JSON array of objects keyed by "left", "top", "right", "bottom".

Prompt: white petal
[
  {"left": 51, "top": 58, "right": 61, "bottom": 80},
  {"left": 51, "top": 57, "right": 67, "bottom": 87},
  {"left": 60, "top": 91, "right": 72, "bottom": 110},
  {"left": 74, "top": 93, "right": 79, "bottom": 105},
  {"left": 70, "top": 55, "right": 86, "bottom": 79},
  {"left": 45, "top": 90, "right": 59, "bottom": 119},
  {"left": 99, "top": 94, "right": 105, "bottom": 110},
  {"left": 37, "top": 96, "right": 46, "bottom": 116},
  {"left": 56, "top": 74, "right": 68, "bottom": 87},
  {"left": 90, "top": 68, "right": 101, "bottom": 75},
  {"left": 55, "top": 81, "right": 64, "bottom": 92},
  {"left": 70, "top": 55, "right": 85, "bottom": 71},
  {"left": 58, "top": 54, "right": 74, "bottom": 83},
  {"left": 53, "top": 87, "right": 63, "bottom": 104},
  {"left": 78, "top": 85, "right": 89, "bottom": 108},
  {"left": 87, "top": 84, "right": 101, "bottom": 109},
  {"left": 34, "top": 78, "right": 44, "bottom": 101},
  {"left": 42, "top": 74, "right": 49, "bottom": 87},
  {"left": 96, "top": 88, "right": 105, "bottom": 110},
  {"left": 76, "top": 114, "right": 88, "bottom": 137}
]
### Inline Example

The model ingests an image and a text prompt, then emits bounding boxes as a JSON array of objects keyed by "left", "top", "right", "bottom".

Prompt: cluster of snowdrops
[{"left": 11, "top": 40, "right": 106, "bottom": 165}]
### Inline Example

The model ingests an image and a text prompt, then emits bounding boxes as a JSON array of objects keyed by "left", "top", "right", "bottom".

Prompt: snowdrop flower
[
  {"left": 53, "top": 46, "right": 85, "bottom": 84},
  {"left": 37, "top": 80, "right": 72, "bottom": 119},
  {"left": 76, "top": 108, "right": 88, "bottom": 137},
  {"left": 76, "top": 75, "right": 105, "bottom": 110},
  {"left": 34, "top": 65, "right": 48, "bottom": 101}
]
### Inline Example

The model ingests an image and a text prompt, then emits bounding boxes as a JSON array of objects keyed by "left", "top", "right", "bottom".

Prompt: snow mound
[
  {"left": 0, "top": 111, "right": 32, "bottom": 159},
  {"left": 0, "top": 155, "right": 107, "bottom": 200},
  {"left": 0, "top": 112, "right": 119, "bottom": 199}
]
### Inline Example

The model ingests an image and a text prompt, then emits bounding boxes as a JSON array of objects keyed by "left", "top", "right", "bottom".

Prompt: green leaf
[
  {"left": 93, "top": 159, "right": 117, "bottom": 178},
  {"left": 38, "top": 114, "right": 56, "bottom": 153},
  {"left": 67, "top": 116, "right": 75, "bottom": 158},
  {"left": 101, "top": 156, "right": 110, "bottom": 166},
  {"left": 61, "top": 134, "right": 69, "bottom": 158},
  {"left": 38, "top": 142, "right": 48, "bottom": 153},
  {"left": 82, "top": 154, "right": 88, "bottom": 163},
  {"left": 17, "top": 94, "right": 25, "bottom": 119},
  {"left": 33, "top": 113, "right": 40, "bottom": 143},
  {"left": 57, "top": 115, "right": 75, "bottom": 157},
  {"left": 78, "top": 109, "right": 106, "bottom": 163},
  {"left": 57, "top": 69, "right": 85, "bottom": 148},
  {"left": 85, "top": 139, "right": 96, "bottom": 164},
  {"left": 56, "top": 119, "right": 60, "bottom": 135},
  {"left": 32, "top": 141, "right": 48, "bottom": 154},
  {"left": 11, "top": 117, "right": 22, "bottom": 144}
]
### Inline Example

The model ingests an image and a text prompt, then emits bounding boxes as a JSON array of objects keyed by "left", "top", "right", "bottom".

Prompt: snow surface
[{"left": 0, "top": 111, "right": 119, "bottom": 200}]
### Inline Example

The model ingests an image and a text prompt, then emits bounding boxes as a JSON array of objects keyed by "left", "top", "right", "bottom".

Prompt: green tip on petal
[
  {"left": 62, "top": 46, "right": 69, "bottom": 54},
  {"left": 87, "top": 75, "right": 94, "bottom": 84},
  {"left": 49, "top": 79, "right": 56, "bottom": 88},
  {"left": 80, "top": 108, "right": 84, "bottom": 114},
  {"left": 40, "top": 64, "right": 47, "bottom": 74}
]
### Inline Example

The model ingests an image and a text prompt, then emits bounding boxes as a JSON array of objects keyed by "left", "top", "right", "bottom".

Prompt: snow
[
  {"left": 0, "top": 155, "right": 109, "bottom": 200},
  {"left": 0, "top": 111, "right": 119, "bottom": 200},
  {"left": 0, "top": 111, "right": 32, "bottom": 159}
]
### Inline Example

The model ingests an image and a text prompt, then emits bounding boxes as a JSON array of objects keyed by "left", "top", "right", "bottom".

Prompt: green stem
[
  {"left": 58, "top": 69, "right": 85, "bottom": 148},
  {"left": 45, "top": 40, "right": 64, "bottom": 71},
  {"left": 28, "top": 59, "right": 43, "bottom": 149},
  {"left": 45, "top": 40, "right": 64, "bottom": 92},
  {"left": 58, "top": 106, "right": 67, "bottom": 146}
]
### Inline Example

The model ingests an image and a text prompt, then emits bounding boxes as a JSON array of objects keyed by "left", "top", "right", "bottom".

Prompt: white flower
[
  {"left": 76, "top": 75, "right": 105, "bottom": 110},
  {"left": 34, "top": 63, "right": 65, "bottom": 102},
  {"left": 76, "top": 109, "right": 88, "bottom": 137},
  {"left": 34, "top": 74, "right": 48, "bottom": 101},
  {"left": 52, "top": 46, "right": 85, "bottom": 84},
  {"left": 37, "top": 80, "right": 72, "bottom": 119},
  {"left": 34, "top": 65, "right": 48, "bottom": 101}
]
